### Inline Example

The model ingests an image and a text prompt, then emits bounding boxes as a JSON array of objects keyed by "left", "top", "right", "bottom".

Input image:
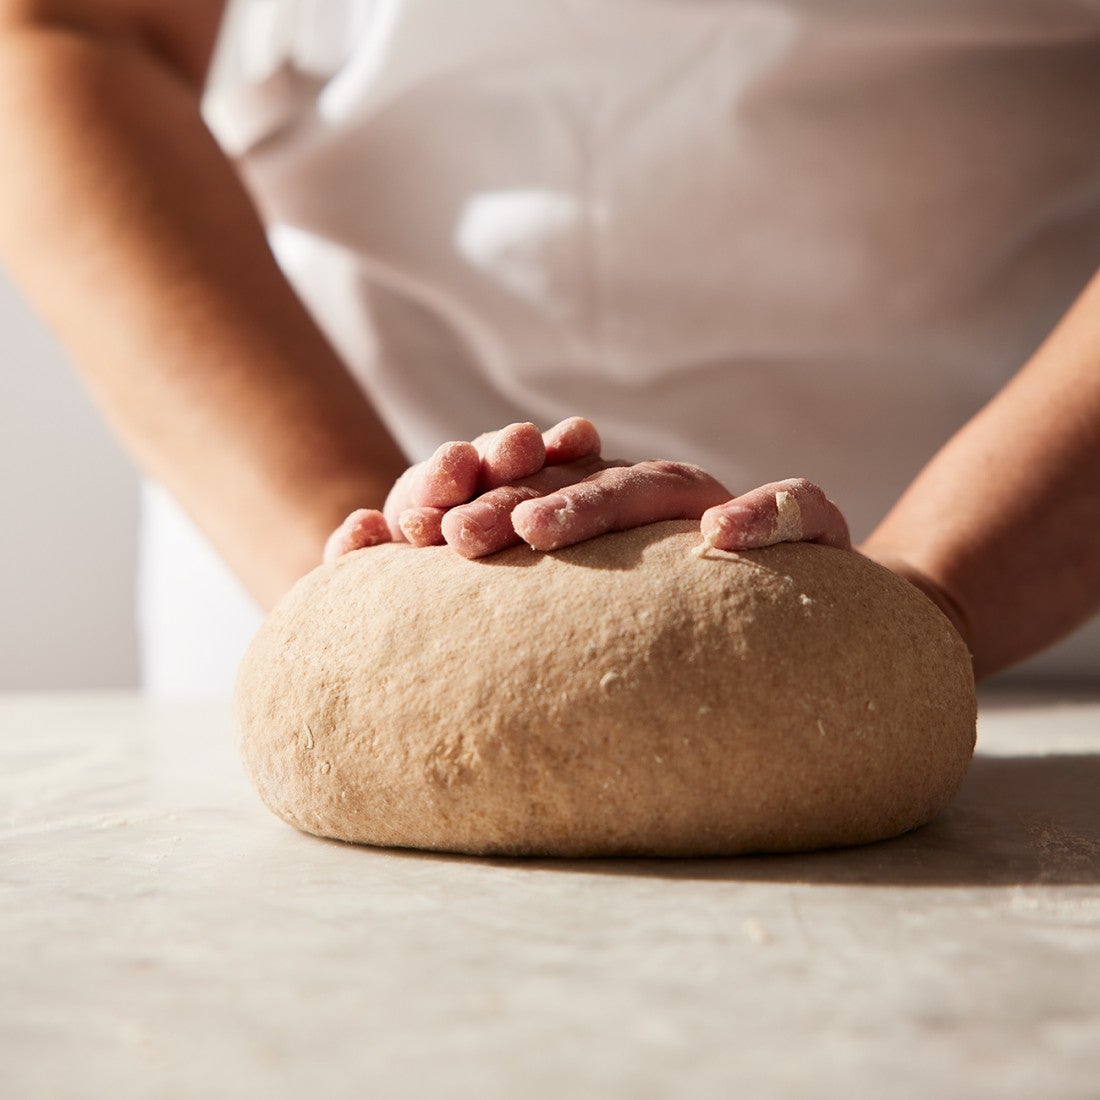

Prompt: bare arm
[
  {"left": 0, "top": 0, "right": 405, "bottom": 608},
  {"left": 858, "top": 268, "right": 1100, "bottom": 679}
]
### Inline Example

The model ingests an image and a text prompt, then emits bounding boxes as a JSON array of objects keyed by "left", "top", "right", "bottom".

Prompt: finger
[
  {"left": 440, "top": 461, "right": 601, "bottom": 558},
  {"left": 542, "top": 416, "right": 601, "bottom": 465},
  {"left": 478, "top": 422, "right": 546, "bottom": 489},
  {"left": 323, "top": 508, "right": 391, "bottom": 564},
  {"left": 440, "top": 484, "right": 545, "bottom": 559},
  {"left": 441, "top": 458, "right": 626, "bottom": 558},
  {"left": 382, "top": 442, "right": 480, "bottom": 535},
  {"left": 700, "top": 478, "right": 850, "bottom": 551},
  {"left": 398, "top": 507, "right": 445, "bottom": 546},
  {"left": 512, "top": 460, "right": 731, "bottom": 552},
  {"left": 409, "top": 440, "right": 480, "bottom": 508}
]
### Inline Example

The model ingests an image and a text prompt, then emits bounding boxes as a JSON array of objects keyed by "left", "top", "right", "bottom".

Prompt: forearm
[
  {"left": 0, "top": 20, "right": 404, "bottom": 607},
  {"left": 861, "top": 269, "right": 1100, "bottom": 679}
]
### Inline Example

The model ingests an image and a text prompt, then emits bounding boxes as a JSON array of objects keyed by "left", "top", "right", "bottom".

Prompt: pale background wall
[{"left": 1, "top": 265, "right": 140, "bottom": 690}]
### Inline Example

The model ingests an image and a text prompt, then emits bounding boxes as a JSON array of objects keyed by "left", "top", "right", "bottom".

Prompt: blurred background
[{"left": 1, "top": 265, "right": 139, "bottom": 689}]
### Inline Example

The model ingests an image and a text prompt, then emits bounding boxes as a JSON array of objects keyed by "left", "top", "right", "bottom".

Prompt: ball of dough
[{"left": 234, "top": 520, "right": 976, "bottom": 857}]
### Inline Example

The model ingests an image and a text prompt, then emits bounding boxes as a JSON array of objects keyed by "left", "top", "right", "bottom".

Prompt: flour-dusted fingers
[
  {"left": 700, "top": 478, "right": 851, "bottom": 551},
  {"left": 440, "top": 484, "right": 546, "bottom": 558},
  {"left": 512, "top": 460, "right": 732, "bottom": 552},
  {"left": 542, "top": 416, "right": 601, "bottom": 464},
  {"left": 410, "top": 440, "right": 480, "bottom": 507},
  {"left": 382, "top": 440, "right": 481, "bottom": 538},
  {"left": 323, "top": 508, "right": 392, "bottom": 564},
  {"left": 440, "top": 461, "right": 598, "bottom": 558},
  {"left": 383, "top": 422, "right": 594, "bottom": 549},
  {"left": 398, "top": 507, "right": 446, "bottom": 546},
  {"left": 468, "top": 421, "right": 546, "bottom": 489}
]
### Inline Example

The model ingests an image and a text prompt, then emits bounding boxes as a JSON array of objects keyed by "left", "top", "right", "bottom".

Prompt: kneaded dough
[{"left": 234, "top": 520, "right": 976, "bottom": 857}]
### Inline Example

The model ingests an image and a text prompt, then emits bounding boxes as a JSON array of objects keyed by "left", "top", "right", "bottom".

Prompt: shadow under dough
[{"left": 476, "top": 752, "right": 1100, "bottom": 888}]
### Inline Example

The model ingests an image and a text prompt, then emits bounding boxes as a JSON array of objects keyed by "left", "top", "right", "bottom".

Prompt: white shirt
[{"left": 140, "top": 0, "right": 1100, "bottom": 692}]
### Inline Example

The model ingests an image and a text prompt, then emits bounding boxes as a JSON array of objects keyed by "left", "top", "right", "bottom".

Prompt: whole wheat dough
[{"left": 234, "top": 520, "right": 976, "bottom": 856}]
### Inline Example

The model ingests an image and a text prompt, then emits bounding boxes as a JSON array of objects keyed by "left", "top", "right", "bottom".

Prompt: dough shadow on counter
[{"left": 474, "top": 752, "right": 1100, "bottom": 888}]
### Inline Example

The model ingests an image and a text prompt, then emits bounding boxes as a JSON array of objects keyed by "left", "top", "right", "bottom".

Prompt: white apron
[{"left": 140, "top": 0, "right": 1100, "bottom": 693}]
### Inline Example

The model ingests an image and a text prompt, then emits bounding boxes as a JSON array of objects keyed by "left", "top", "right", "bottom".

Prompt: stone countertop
[{"left": 2, "top": 689, "right": 1098, "bottom": 1099}]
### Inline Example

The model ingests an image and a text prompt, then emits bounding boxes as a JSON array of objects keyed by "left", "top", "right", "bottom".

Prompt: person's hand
[
  {"left": 322, "top": 417, "right": 603, "bottom": 562},
  {"left": 699, "top": 482, "right": 973, "bottom": 643},
  {"left": 325, "top": 415, "right": 853, "bottom": 562},
  {"left": 506, "top": 472, "right": 852, "bottom": 556},
  {"left": 323, "top": 421, "right": 973, "bottom": 647},
  {"left": 697, "top": 478, "right": 851, "bottom": 553}
]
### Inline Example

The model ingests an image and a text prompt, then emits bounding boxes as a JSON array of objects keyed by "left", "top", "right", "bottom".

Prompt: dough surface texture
[{"left": 234, "top": 521, "right": 976, "bottom": 857}]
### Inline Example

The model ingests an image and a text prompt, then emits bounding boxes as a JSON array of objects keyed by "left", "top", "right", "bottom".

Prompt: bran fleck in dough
[{"left": 233, "top": 520, "right": 976, "bottom": 857}]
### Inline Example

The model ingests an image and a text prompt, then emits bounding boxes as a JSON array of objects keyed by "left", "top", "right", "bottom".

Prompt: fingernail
[
  {"left": 702, "top": 506, "right": 752, "bottom": 542},
  {"left": 534, "top": 495, "right": 569, "bottom": 522},
  {"left": 455, "top": 502, "right": 497, "bottom": 536}
]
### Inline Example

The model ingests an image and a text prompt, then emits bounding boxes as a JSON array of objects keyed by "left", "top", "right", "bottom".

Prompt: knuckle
[
  {"left": 479, "top": 486, "right": 515, "bottom": 507},
  {"left": 638, "top": 459, "right": 710, "bottom": 484},
  {"left": 784, "top": 477, "right": 823, "bottom": 503},
  {"left": 571, "top": 478, "right": 613, "bottom": 508}
]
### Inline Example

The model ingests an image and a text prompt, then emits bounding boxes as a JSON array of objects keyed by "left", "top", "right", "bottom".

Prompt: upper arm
[{"left": 0, "top": 0, "right": 228, "bottom": 89}]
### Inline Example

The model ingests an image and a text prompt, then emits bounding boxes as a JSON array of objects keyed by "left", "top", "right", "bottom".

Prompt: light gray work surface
[{"left": 2, "top": 690, "right": 1098, "bottom": 1100}]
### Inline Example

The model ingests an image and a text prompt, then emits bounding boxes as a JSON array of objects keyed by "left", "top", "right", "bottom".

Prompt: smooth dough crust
[{"left": 233, "top": 520, "right": 977, "bottom": 857}]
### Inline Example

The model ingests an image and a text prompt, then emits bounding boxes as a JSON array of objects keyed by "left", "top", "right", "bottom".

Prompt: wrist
[{"left": 857, "top": 545, "right": 974, "bottom": 654}]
